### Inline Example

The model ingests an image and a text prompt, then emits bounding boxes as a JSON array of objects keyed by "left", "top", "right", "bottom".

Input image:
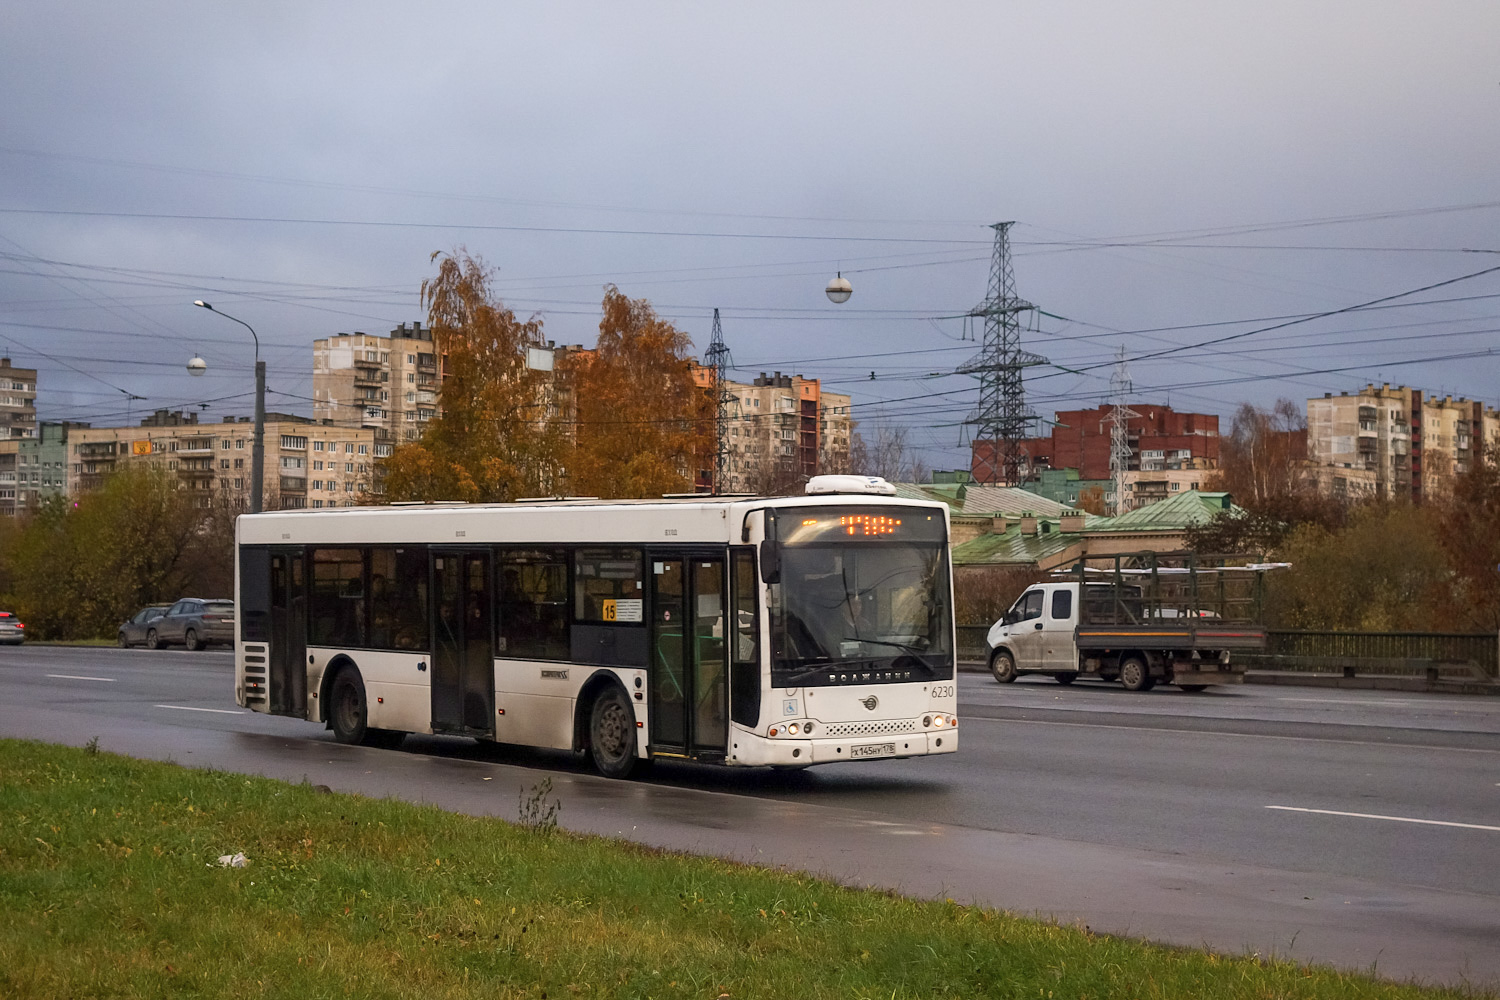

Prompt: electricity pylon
[
  {"left": 960, "top": 222, "right": 1045, "bottom": 486},
  {"left": 704, "top": 308, "right": 735, "bottom": 493}
]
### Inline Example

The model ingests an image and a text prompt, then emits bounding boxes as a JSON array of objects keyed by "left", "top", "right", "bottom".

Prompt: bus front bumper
[{"left": 732, "top": 729, "right": 957, "bottom": 767}]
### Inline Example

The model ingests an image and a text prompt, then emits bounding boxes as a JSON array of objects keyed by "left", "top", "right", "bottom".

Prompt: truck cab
[{"left": 986, "top": 583, "right": 1083, "bottom": 681}]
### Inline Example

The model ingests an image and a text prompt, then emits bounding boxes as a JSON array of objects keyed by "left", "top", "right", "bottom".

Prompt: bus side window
[
  {"left": 310, "top": 548, "right": 365, "bottom": 647},
  {"left": 729, "top": 548, "right": 760, "bottom": 728},
  {"left": 574, "top": 548, "right": 643, "bottom": 623},
  {"left": 369, "top": 546, "right": 429, "bottom": 651},
  {"left": 499, "top": 549, "right": 569, "bottom": 660}
]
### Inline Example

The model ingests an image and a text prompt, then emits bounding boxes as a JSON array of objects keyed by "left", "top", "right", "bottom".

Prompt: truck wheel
[
  {"left": 989, "top": 649, "right": 1018, "bottom": 684},
  {"left": 1120, "top": 656, "right": 1151, "bottom": 692},
  {"left": 1054, "top": 673, "right": 1076, "bottom": 685},
  {"left": 1178, "top": 684, "right": 1208, "bottom": 693}
]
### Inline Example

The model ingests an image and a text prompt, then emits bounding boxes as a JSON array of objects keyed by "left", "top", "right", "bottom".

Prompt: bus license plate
[{"left": 851, "top": 742, "right": 896, "bottom": 759}]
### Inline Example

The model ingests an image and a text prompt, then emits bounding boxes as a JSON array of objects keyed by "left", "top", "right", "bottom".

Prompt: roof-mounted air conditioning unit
[{"left": 805, "top": 475, "right": 897, "bottom": 496}]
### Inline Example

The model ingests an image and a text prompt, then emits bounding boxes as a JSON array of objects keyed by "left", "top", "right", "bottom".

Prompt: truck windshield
[{"left": 768, "top": 539, "right": 954, "bottom": 686}]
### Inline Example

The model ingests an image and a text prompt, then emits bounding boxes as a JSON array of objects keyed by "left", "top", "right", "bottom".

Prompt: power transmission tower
[
  {"left": 1106, "top": 347, "right": 1141, "bottom": 515},
  {"left": 960, "top": 222, "right": 1046, "bottom": 486},
  {"left": 704, "top": 307, "right": 735, "bottom": 493}
]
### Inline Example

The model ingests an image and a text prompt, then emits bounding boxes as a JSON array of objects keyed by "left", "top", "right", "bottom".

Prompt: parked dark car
[
  {"left": 148, "top": 599, "right": 235, "bottom": 651},
  {"left": 118, "top": 605, "right": 171, "bottom": 648},
  {"left": 0, "top": 611, "right": 26, "bottom": 645}
]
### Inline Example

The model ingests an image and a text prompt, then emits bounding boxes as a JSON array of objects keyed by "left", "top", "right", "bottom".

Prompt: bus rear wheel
[
  {"left": 329, "top": 668, "right": 369, "bottom": 745},
  {"left": 589, "top": 686, "right": 639, "bottom": 779}
]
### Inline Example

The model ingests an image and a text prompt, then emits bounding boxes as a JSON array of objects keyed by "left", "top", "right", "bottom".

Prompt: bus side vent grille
[
  {"left": 244, "top": 654, "right": 266, "bottom": 664},
  {"left": 823, "top": 719, "right": 917, "bottom": 738},
  {"left": 243, "top": 665, "right": 265, "bottom": 676}
]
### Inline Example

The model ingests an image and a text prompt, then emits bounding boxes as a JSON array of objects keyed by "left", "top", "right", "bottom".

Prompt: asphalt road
[{"left": 3, "top": 646, "right": 1497, "bottom": 988}]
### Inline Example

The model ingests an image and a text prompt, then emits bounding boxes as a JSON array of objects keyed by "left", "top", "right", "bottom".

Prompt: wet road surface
[{"left": 3, "top": 646, "right": 1497, "bottom": 987}]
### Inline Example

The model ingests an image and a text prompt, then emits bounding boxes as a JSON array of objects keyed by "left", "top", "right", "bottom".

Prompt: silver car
[
  {"left": 149, "top": 599, "right": 235, "bottom": 651},
  {"left": 118, "top": 605, "right": 171, "bottom": 648},
  {"left": 0, "top": 611, "right": 25, "bottom": 645}
]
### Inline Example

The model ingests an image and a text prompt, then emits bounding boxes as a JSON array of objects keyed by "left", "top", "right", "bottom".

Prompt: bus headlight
[{"left": 787, "top": 723, "right": 800, "bottom": 735}]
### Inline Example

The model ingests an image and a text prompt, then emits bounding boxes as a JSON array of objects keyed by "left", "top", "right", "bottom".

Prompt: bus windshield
[{"left": 768, "top": 509, "right": 953, "bottom": 685}]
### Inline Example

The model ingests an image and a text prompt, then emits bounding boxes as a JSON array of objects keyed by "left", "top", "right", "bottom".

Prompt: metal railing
[
  {"left": 955, "top": 623, "right": 1497, "bottom": 679},
  {"left": 1258, "top": 630, "right": 1497, "bottom": 679}
]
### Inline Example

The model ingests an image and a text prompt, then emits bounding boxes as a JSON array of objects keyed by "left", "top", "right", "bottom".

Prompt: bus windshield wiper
[{"left": 845, "top": 637, "right": 929, "bottom": 655}]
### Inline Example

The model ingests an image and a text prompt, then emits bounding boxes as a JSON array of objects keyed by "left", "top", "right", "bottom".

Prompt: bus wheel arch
[{"left": 577, "top": 672, "right": 641, "bottom": 779}]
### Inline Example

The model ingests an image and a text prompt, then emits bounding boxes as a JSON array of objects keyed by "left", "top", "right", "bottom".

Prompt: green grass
[{"left": 0, "top": 738, "right": 1485, "bottom": 1000}]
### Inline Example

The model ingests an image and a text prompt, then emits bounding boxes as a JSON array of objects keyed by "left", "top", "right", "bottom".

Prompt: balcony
[
  {"left": 353, "top": 366, "right": 384, "bottom": 388},
  {"left": 78, "top": 442, "right": 118, "bottom": 458},
  {"left": 279, "top": 476, "right": 308, "bottom": 493}
]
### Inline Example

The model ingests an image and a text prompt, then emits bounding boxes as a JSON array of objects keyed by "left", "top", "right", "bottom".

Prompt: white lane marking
[
  {"left": 46, "top": 673, "right": 116, "bottom": 682},
  {"left": 156, "top": 704, "right": 244, "bottom": 715},
  {"left": 1266, "top": 805, "right": 1500, "bottom": 833},
  {"left": 961, "top": 714, "right": 1500, "bottom": 754},
  {"left": 1278, "top": 697, "right": 1415, "bottom": 706}
]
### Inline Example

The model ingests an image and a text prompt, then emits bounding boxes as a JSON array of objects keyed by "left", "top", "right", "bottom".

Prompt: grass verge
[{"left": 0, "top": 738, "right": 1484, "bottom": 999}]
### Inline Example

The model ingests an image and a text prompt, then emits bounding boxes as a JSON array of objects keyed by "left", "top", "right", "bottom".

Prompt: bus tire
[
  {"left": 588, "top": 685, "right": 640, "bottom": 779},
  {"left": 989, "top": 649, "right": 1018, "bottom": 684},
  {"left": 1178, "top": 684, "right": 1208, "bottom": 693},
  {"left": 1120, "top": 656, "right": 1151, "bottom": 692},
  {"left": 329, "top": 667, "right": 370, "bottom": 745},
  {"left": 1054, "top": 672, "right": 1076, "bottom": 685}
]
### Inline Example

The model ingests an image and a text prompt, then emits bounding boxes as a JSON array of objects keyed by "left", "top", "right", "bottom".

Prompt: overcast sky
[{"left": 2, "top": 1, "right": 1498, "bottom": 470}]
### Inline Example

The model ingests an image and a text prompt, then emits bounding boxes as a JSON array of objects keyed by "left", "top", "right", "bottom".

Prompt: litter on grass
[{"left": 216, "top": 853, "right": 248, "bottom": 868}]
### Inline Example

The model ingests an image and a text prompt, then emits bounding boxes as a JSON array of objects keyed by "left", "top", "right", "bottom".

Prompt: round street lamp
[
  {"left": 825, "top": 272, "right": 852, "bottom": 304},
  {"left": 187, "top": 356, "right": 207, "bottom": 376}
]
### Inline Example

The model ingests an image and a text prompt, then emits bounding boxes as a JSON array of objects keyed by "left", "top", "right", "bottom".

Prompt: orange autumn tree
[
  {"left": 563, "top": 287, "right": 713, "bottom": 498},
  {"left": 379, "top": 251, "right": 566, "bottom": 502}
]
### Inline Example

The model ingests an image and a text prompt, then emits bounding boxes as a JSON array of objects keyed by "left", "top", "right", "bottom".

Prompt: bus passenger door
[
  {"left": 649, "top": 553, "right": 728, "bottom": 758},
  {"left": 431, "top": 550, "right": 495, "bottom": 735},
  {"left": 268, "top": 548, "right": 307, "bottom": 716}
]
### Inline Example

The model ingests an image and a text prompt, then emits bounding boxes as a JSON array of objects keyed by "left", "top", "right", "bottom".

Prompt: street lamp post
[{"left": 190, "top": 301, "right": 265, "bottom": 513}]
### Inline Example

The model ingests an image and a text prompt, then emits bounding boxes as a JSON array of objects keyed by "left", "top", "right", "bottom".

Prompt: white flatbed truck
[{"left": 984, "top": 554, "right": 1277, "bottom": 692}]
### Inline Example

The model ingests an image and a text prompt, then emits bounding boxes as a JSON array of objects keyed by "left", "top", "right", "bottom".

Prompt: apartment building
[
  {"left": 313, "top": 322, "right": 438, "bottom": 440},
  {"left": 0, "top": 358, "right": 38, "bottom": 440},
  {"left": 66, "top": 410, "right": 388, "bottom": 510},
  {"left": 11, "top": 421, "right": 89, "bottom": 513},
  {"left": 713, "top": 371, "right": 852, "bottom": 493},
  {"left": 1306, "top": 384, "right": 1499, "bottom": 500},
  {"left": 973, "top": 403, "right": 1219, "bottom": 485},
  {"left": 1120, "top": 466, "right": 1212, "bottom": 511},
  {"left": 1307, "top": 384, "right": 1411, "bottom": 499},
  {"left": 1415, "top": 393, "right": 1500, "bottom": 497}
]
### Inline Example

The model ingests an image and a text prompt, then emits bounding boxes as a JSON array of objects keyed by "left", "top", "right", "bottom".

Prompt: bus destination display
[{"left": 779, "top": 506, "right": 945, "bottom": 545}]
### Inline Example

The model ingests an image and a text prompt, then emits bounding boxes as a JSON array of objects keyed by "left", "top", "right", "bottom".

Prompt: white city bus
[{"left": 233, "top": 476, "right": 957, "bottom": 777}]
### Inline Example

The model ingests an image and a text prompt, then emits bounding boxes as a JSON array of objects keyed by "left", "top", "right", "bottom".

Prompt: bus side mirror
[{"left": 759, "top": 540, "right": 780, "bottom": 584}]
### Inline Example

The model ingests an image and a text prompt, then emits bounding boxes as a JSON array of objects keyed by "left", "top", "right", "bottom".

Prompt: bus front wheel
[
  {"left": 329, "top": 668, "right": 369, "bottom": 745},
  {"left": 589, "top": 686, "right": 640, "bottom": 779}
]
